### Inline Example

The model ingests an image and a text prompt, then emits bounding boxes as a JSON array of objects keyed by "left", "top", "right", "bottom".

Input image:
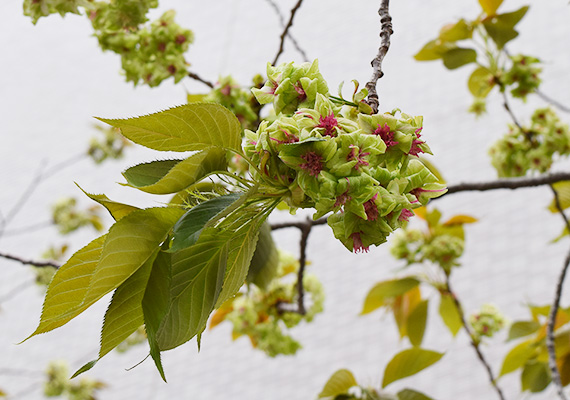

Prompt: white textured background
[{"left": 1, "top": 0, "right": 570, "bottom": 399}]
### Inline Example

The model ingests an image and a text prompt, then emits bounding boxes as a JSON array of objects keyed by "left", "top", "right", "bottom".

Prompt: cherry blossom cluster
[
  {"left": 245, "top": 61, "right": 446, "bottom": 253},
  {"left": 489, "top": 107, "right": 570, "bottom": 177}
]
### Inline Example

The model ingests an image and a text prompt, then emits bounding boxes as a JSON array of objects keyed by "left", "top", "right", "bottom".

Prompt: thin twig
[
  {"left": 546, "top": 185, "right": 570, "bottom": 400},
  {"left": 0, "top": 252, "right": 60, "bottom": 268},
  {"left": 536, "top": 90, "right": 570, "bottom": 114},
  {"left": 271, "top": 0, "right": 304, "bottom": 66},
  {"left": 187, "top": 71, "right": 214, "bottom": 89},
  {"left": 437, "top": 172, "right": 570, "bottom": 198},
  {"left": 270, "top": 217, "right": 327, "bottom": 231},
  {"left": 445, "top": 274, "right": 506, "bottom": 400},
  {"left": 265, "top": 0, "right": 309, "bottom": 62},
  {"left": 364, "top": 0, "right": 393, "bottom": 114}
]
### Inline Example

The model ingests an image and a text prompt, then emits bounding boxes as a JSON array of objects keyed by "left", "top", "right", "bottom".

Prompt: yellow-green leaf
[
  {"left": 27, "top": 207, "right": 183, "bottom": 339},
  {"left": 508, "top": 321, "right": 541, "bottom": 341},
  {"left": 442, "top": 215, "right": 478, "bottom": 226},
  {"left": 318, "top": 369, "right": 358, "bottom": 398},
  {"left": 500, "top": 339, "right": 536, "bottom": 376},
  {"left": 382, "top": 348, "right": 444, "bottom": 388},
  {"left": 439, "top": 19, "right": 473, "bottom": 42},
  {"left": 361, "top": 277, "right": 420, "bottom": 315},
  {"left": 397, "top": 389, "right": 434, "bottom": 400},
  {"left": 521, "top": 361, "right": 550, "bottom": 392},
  {"left": 478, "top": 0, "right": 503, "bottom": 16},
  {"left": 548, "top": 181, "right": 570, "bottom": 212},
  {"left": 482, "top": 6, "right": 529, "bottom": 49},
  {"left": 407, "top": 300, "right": 428, "bottom": 347},
  {"left": 78, "top": 186, "right": 138, "bottom": 221},
  {"left": 414, "top": 40, "right": 454, "bottom": 61},
  {"left": 97, "top": 103, "right": 242, "bottom": 153},
  {"left": 246, "top": 222, "right": 279, "bottom": 290},
  {"left": 442, "top": 48, "right": 477, "bottom": 70},
  {"left": 468, "top": 67, "right": 495, "bottom": 98},
  {"left": 122, "top": 148, "right": 227, "bottom": 195},
  {"left": 438, "top": 293, "right": 462, "bottom": 337}
]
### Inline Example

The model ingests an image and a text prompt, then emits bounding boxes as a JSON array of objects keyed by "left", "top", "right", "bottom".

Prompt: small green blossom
[
  {"left": 469, "top": 304, "right": 506, "bottom": 340},
  {"left": 502, "top": 54, "right": 542, "bottom": 101}
]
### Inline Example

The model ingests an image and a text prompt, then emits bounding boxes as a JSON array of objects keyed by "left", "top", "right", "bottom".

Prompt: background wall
[{"left": 1, "top": 0, "right": 570, "bottom": 399}]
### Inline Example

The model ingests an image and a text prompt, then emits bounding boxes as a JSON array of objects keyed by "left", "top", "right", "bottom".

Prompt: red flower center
[
  {"left": 373, "top": 123, "right": 399, "bottom": 148},
  {"left": 351, "top": 232, "right": 369, "bottom": 253},
  {"left": 299, "top": 151, "right": 323, "bottom": 177},
  {"left": 316, "top": 113, "right": 339, "bottom": 137}
]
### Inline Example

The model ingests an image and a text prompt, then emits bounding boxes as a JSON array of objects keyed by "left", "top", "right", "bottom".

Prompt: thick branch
[
  {"left": 272, "top": 0, "right": 304, "bottom": 66},
  {"left": 438, "top": 172, "right": 570, "bottom": 198},
  {"left": 445, "top": 275, "right": 506, "bottom": 400},
  {"left": 546, "top": 185, "right": 570, "bottom": 400},
  {"left": 0, "top": 252, "right": 60, "bottom": 269},
  {"left": 364, "top": 0, "right": 393, "bottom": 114}
]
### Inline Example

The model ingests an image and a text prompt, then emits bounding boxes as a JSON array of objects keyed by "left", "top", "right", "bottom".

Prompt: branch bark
[
  {"left": 0, "top": 252, "right": 60, "bottom": 269},
  {"left": 265, "top": 0, "right": 309, "bottom": 62},
  {"left": 365, "top": 0, "right": 393, "bottom": 114},
  {"left": 272, "top": 0, "right": 305, "bottom": 66},
  {"left": 445, "top": 274, "right": 506, "bottom": 400},
  {"left": 187, "top": 71, "right": 214, "bottom": 88},
  {"left": 546, "top": 185, "right": 570, "bottom": 400}
]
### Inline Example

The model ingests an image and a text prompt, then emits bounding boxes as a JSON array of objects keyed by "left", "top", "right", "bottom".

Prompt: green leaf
[
  {"left": 500, "top": 339, "right": 536, "bottom": 376},
  {"left": 521, "top": 361, "right": 551, "bottom": 392},
  {"left": 215, "top": 219, "right": 264, "bottom": 308},
  {"left": 468, "top": 67, "right": 495, "bottom": 98},
  {"left": 548, "top": 181, "right": 570, "bottom": 212},
  {"left": 70, "top": 360, "right": 98, "bottom": 379},
  {"left": 414, "top": 40, "right": 454, "bottom": 61},
  {"left": 169, "top": 193, "right": 242, "bottom": 253},
  {"left": 78, "top": 188, "right": 138, "bottom": 221},
  {"left": 27, "top": 207, "right": 183, "bottom": 339},
  {"left": 478, "top": 0, "right": 503, "bottom": 16},
  {"left": 100, "top": 250, "right": 157, "bottom": 357},
  {"left": 361, "top": 277, "right": 420, "bottom": 315},
  {"left": 508, "top": 321, "right": 541, "bottom": 341},
  {"left": 318, "top": 369, "right": 358, "bottom": 398},
  {"left": 439, "top": 19, "right": 472, "bottom": 42},
  {"left": 482, "top": 6, "right": 529, "bottom": 49},
  {"left": 438, "top": 293, "right": 462, "bottom": 337},
  {"left": 246, "top": 222, "right": 279, "bottom": 290},
  {"left": 122, "top": 148, "right": 227, "bottom": 195},
  {"left": 407, "top": 300, "right": 428, "bottom": 346},
  {"left": 156, "top": 228, "right": 231, "bottom": 350},
  {"left": 142, "top": 251, "right": 172, "bottom": 381},
  {"left": 442, "top": 48, "right": 477, "bottom": 70},
  {"left": 397, "top": 389, "right": 434, "bottom": 400},
  {"left": 97, "top": 103, "right": 242, "bottom": 153},
  {"left": 382, "top": 348, "right": 444, "bottom": 388}
]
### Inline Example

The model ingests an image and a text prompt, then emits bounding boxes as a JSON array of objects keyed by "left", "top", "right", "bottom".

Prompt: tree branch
[
  {"left": 271, "top": 0, "right": 305, "bottom": 66},
  {"left": 536, "top": 90, "right": 570, "bottom": 114},
  {"left": 187, "top": 71, "right": 214, "bottom": 89},
  {"left": 437, "top": 172, "right": 570, "bottom": 198},
  {"left": 445, "top": 274, "right": 506, "bottom": 400},
  {"left": 265, "top": 0, "right": 309, "bottom": 62},
  {"left": 364, "top": 0, "right": 393, "bottom": 114},
  {"left": 0, "top": 252, "right": 60, "bottom": 269},
  {"left": 546, "top": 184, "right": 570, "bottom": 400}
]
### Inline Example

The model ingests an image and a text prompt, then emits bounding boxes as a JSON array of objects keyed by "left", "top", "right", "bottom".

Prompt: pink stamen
[
  {"left": 294, "top": 82, "right": 307, "bottom": 101},
  {"left": 363, "top": 194, "right": 379, "bottom": 221},
  {"left": 398, "top": 209, "right": 414, "bottom": 222},
  {"left": 299, "top": 151, "right": 323, "bottom": 177},
  {"left": 351, "top": 232, "right": 369, "bottom": 253},
  {"left": 373, "top": 123, "right": 399, "bottom": 148},
  {"left": 316, "top": 113, "right": 339, "bottom": 137},
  {"left": 347, "top": 145, "right": 370, "bottom": 170}
]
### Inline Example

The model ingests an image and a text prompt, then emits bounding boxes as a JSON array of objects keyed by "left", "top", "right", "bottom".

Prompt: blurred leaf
[
  {"left": 414, "top": 40, "right": 454, "bottom": 61},
  {"left": 413, "top": 206, "right": 427, "bottom": 220},
  {"left": 318, "top": 369, "right": 358, "bottom": 398},
  {"left": 468, "top": 67, "right": 495, "bottom": 98},
  {"left": 425, "top": 208, "right": 442, "bottom": 228},
  {"left": 382, "top": 348, "right": 444, "bottom": 388},
  {"left": 208, "top": 298, "right": 235, "bottom": 330},
  {"left": 393, "top": 287, "right": 422, "bottom": 339},
  {"left": 478, "top": 0, "right": 503, "bottom": 16},
  {"left": 439, "top": 19, "right": 473, "bottom": 41},
  {"left": 521, "top": 361, "right": 550, "bottom": 392},
  {"left": 558, "top": 352, "right": 570, "bottom": 386},
  {"left": 500, "top": 339, "right": 536, "bottom": 376},
  {"left": 397, "top": 389, "right": 434, "bottom": 400},
  {"left": 97, "top": 103, "right": 242, "bottom": 153},
  {"left": 361, "top": 278, "right": 420, "bottom": 315},
  {"left": 551, "top": 226, "right": 569, "bottom": 243},
  {"left": 407, "top": 300, "right": 428, "bottom": 346},
  {"left": 439, "top": 293, "right": 462, "bottom": 337},
  {"left": 442, "top": 215, "right": 478, "bottom": 226},
  {"left": 442, "top": 48, "right": 478, "bottom": 70},
  {"left": 548, "top": 181, "right": 570, "bottom": 212},
  {"left": 482, "top": 6, "right": 529, "bottom": 49},
  {"left": 246, "top": 222, "right": 279, "bottom": 290},
  {"left": 508, "top": 321, "right": 541, "bottom": 341}
]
